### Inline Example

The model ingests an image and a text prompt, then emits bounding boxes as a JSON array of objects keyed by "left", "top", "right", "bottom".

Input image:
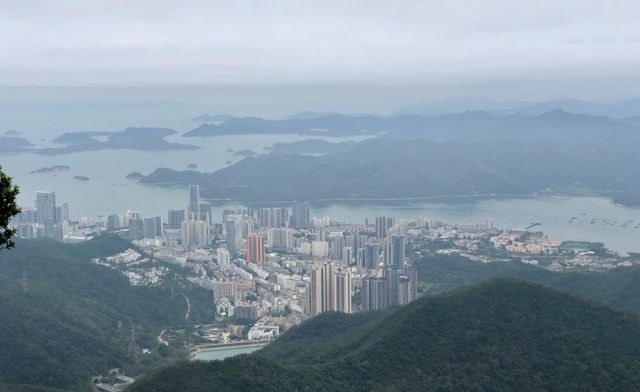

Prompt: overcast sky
[{"left": 1, "top": 0, "right": 639, "bottom": 99}]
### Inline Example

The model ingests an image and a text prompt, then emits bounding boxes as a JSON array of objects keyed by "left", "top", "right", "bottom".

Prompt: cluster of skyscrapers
[
  {"left": 13, "top": 191, "right": 69, "bottom": 241},
  {"left": 305, "top": 262, "right": 352, "bottom": 316},
  {"left": 362, "top": 265, "right": 418, "bottom": 311}
]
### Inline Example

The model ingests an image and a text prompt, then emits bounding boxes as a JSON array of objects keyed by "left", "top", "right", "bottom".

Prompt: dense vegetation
[
  {"left": 0, "top": 164, "right": 20, "bottom": 249},
  {"left": 0, "top": 235, "right": 215, "bottom": 391},
  {"left": 131, "top": 279, "right": 640, "bottom": 391},
  {"left": 415, "top": 253, "right": 640, "bottom": 314}
]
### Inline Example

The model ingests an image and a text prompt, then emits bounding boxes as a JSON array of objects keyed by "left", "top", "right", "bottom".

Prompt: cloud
[{"left": 0, "top": 0, "right": 639, "bottom": 88}]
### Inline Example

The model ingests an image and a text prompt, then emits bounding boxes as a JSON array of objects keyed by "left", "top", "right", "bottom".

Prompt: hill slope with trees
[{"left": 130, "top": 279, "right": 640, "bottom": 391}]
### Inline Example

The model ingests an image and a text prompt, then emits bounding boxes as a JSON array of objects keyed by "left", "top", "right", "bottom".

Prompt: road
[{"left": 183, "top": 293, "right": 191, "bottom": 320}]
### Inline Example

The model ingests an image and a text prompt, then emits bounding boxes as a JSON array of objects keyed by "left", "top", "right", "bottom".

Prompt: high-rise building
[
  {"left": 144, "top": 215, "right": 163, "bottom": 238},
  {"left": 36, "top": 191, "right": 56, "bottom": 225},
  {"left": 364, "top": 243, "right": 379, "bottom": 269},
  {"left": 246, "top": 233, "right": 265, "bottom": 263},
  {"left": 383, "top": 267, "right": 399, "bottom": 306},
  {"left": 188, "top": 184, "right": 200, "bottom": 218},
  {"left": 291, "top": 201, "right": 310, "bottom": 229},
  {"left": 362, "top": 275, "right": 388, "bottom": 311},
  {"left": 329, "top": 234, "right": 345, "bottom": 260},
  {"left": 356, "top": 247, "right": 365, "bottom": 268},
  {"left": 128, "top": 218, "right": 145, "bottom": 240},
  {"left": 335, "top": 268, "right": 352, "bottom": 313},
  {"left": 311, "top": 240, "right": 329, "bottom": 258},
  {"left": 235, "top": 303, "right": 259, "bottom": 320},
  {"left": 267, "top": 228, "right": 294, "bottom": 250},
  {"left": 342, "top": 246, "right": 353, "bottom": 266},
  {"left": 256, "top": 207, "right": 289, "bottom": 228},
  {"left": 404, "top": 264, "right": 418, "bottom": 303},
  {"left": 216, "top": 247, "right": 231, "bottom": 268},
  {"left": 124, "top": 210, "right": 140, "bottom": 227},
  {"left": 199, "top": 202, "right": 212, "bottom": 222},
  {"left": 212, "top": 280, "right": 237, "bottom": 301},
  {"left": 168, "top": 209, "right": 185, "bottom": 230},
  {"left": 107, "top": 214, "right": 122, "bottom": 231},
  {"left": 375, "top": 216, "right": 396, "bottom": 239},
  {"left": 225, "top": 217, "right": 241, "bottom": 256},
  {"left": 181, "top": 219, "right": 209, "bottom": 247},
  {"left": 55, "top": 203, "right": 69, "bottom": 223},
  {"left": 305, "top": 262, "right": 352, "bottom": 316},
  {"left": 391, "top": 235, "right": 406, "bottom": 268}
]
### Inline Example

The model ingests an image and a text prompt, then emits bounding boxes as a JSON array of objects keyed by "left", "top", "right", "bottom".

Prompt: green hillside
[
  {"left": 130, "top": 279, "right": 640, "bottom": 391},
  {"left": 0, "top": 236, "right": 215, "bottom": 391},
  {"left": 416, "top": 253, "right": 640, "bottom": 314}
]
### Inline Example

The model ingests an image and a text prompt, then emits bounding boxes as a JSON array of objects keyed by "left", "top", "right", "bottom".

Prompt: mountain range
[{"left": 137, "top": 110, "right": 640, "bottom": 205}]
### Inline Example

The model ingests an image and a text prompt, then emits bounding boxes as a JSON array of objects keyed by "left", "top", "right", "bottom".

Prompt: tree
[{"left": 0, "top": 165, "right": 20, "bottom": 250}]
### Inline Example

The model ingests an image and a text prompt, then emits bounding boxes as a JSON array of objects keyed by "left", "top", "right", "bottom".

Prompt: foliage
[
  {"left": 0, "top": 235, "right": 215, "bottom": 391},
  {"left": 414, "top": 253, "right": 640, "bottom": 314},
  {"left": 131, "top": 279, "right": 640, "bottom": 391},
  {"left": 0, "top": 165, "right": 20, "bottom": 250}
]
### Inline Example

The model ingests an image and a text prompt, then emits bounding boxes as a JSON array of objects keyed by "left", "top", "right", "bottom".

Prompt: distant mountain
[
  {"left": 190, "top": 114, "right": 235, "bottom": 122},
  {"left": 130, "top": 279, "right": 640, "bottom": 391},
  {"left": 53, "top": 131, "right": 112, "bottom": 145},
  {"left": 28, "top": 165, "right": 71, "bottom": 174},
  {"left": 504, "top": 97, "right": 640, "bottom": 118},
  {"left": 285, "top": 111, "right": 340, "bottom": 119},
  {"left": 397, "top": 96, "right": 528, "bottom": 115},
  {"left": 37, "top": 127, "right": 198, "bottom": 155},
  {"left": 182, "top": 111, "right": 520, "bottom": 141},
  {"left": 138, "top": 129, "right": 640, "bottom": 205},
  {"left": 266, "top": 139, "right": 358, "bottom": 154},
  {"left": 0, "top": 236, "right": 215, "bottom": 391},
  {"left": 399, "top": 96, "right": 640, "bottom": 118},
  {"left": 0, "top": 136, "right": 34, "bottom": 153},
  {"left": 468, "top": 109, "right": 640, "bottom": 143},
  {"left": 621, "top": 116, "right": 640, "bottom": 128},
  {"left": 4, "top": 129, "right": 23, "bottom": 136}
]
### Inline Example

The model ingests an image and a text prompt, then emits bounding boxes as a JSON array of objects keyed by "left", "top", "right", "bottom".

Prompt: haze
[{"left": 1, "top": 0, "right": 639, "bottom": 102}]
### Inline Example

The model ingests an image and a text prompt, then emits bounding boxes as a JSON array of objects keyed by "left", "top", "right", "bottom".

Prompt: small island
[
  {"left": 73, "top": 175, "right": 90, "bottom": 181},
  {"left": 225, "top": 160, "right": 232, "bottom": 165},
  {"left": 126, "top": 172, "right": 145, "bottom": 180},
  {"left": 191, "top": 114, "right": 235, "bottom": 122},
  {"left": 29, "top": 165, "right": 71, "bottom": 174},
  {"left": 187, "top": 163, "right": 198, "bottom": 169},
  {"left": 234, "top": 149, "right": 258, "bottom": 157},
  {"left": 4, "top": 129, "right": 23, "bottom": 136}
]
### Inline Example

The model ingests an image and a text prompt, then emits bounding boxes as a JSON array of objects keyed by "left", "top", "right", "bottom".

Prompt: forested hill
[
  {"left": 139, "top": 134, "right": 640, "bottom": 205},
  {"left": 0, "top": 236, "right": 214, "bottom": 391},
  {"left": 130, "top": 279, "right": 640, "bottom": 391}
]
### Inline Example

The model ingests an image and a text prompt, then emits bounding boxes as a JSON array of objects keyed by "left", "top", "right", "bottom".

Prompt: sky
[{"left": 0, "top": 1, "right": 639, "bottom": 106}]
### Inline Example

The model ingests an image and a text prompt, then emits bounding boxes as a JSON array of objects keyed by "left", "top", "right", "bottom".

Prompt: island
[
  {"left": 73, "top": 175, "right": 90, "bottom": 181},
  {"left": 191, "top": 114, "right": 235, "bottom": 122},
  {"left": 233, "top": 149, "right": 258, "bottom": 157},
  {"left": 266, "top": 139, "right": 357, "bottom": 154},
  {"left": 126, "top": 172, "right": 145, "bottom": 180},
  {"left": 0, "top": 136, "right": 34, "bottom": 153},
  {"left": 29, "top": 165, "right": 71, "bottom": 174},
  {"left": 187, "top": 163, "right": 198, "bottom": 169},
  {"left": 34, "top": 127, "right": 199, "bottom": 155}
]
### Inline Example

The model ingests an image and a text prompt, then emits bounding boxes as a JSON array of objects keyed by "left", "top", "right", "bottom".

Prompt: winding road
[{"left": 183, "top": 293, "right": 191, "bottom": 320}]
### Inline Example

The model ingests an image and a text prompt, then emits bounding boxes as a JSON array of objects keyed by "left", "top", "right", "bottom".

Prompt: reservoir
[
  {"left": 192, "top": 344, "right": 265, "bottom": 361},
  {"left": 3, "top": 133, "right": 640, "bottom": 254}
]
